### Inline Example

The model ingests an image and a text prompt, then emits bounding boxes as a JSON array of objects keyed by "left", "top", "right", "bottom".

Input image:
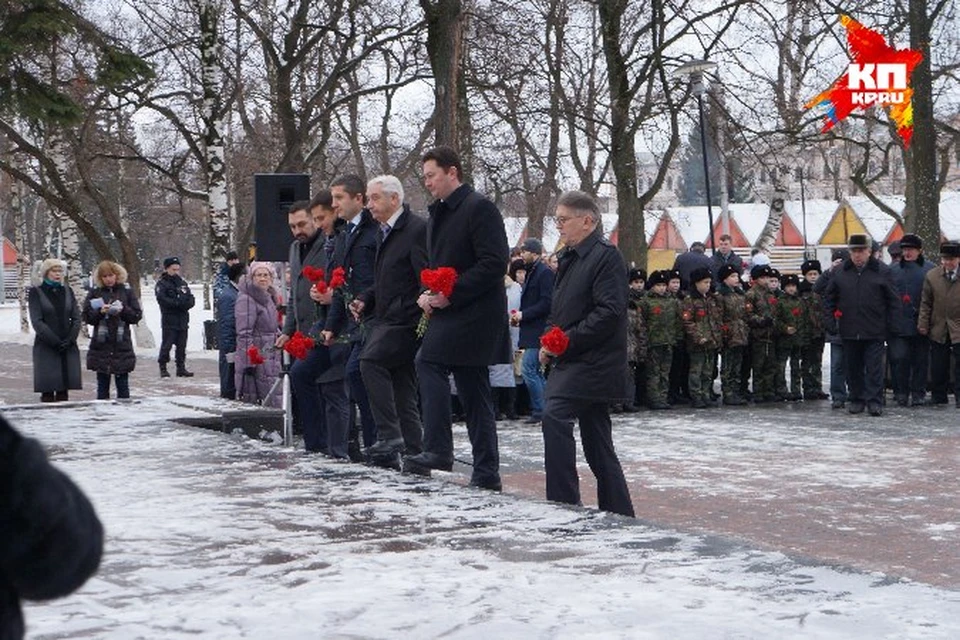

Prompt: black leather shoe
[
  {"left": 403, "top": 451, "right": 454, "bottom": 472},
  {"left": 848, "top": 401, "right": 865, "bottom": 414},
  {"left": 401, "top": 458, "right": 432, "bottom": 477},
  {"left": 365, "top": 437, "right": 405, "bottom": 457},
  {"left": 469, "top": 478, "right": 502, "bottom": 492},
  {"left": 367, "top": 452, "right": 402, "bottom": 471},
  {"left": 160, "top": 365, "right": 170, "bottom": 378},
  {"left": 831, "top": 400, "right": 845, "bottom": 409},
  {"left": 868, "top": 402, "right": 883, "bottom": 417},
  {"left": 176, "top": 368, "right": 194, "bottom": 377}
]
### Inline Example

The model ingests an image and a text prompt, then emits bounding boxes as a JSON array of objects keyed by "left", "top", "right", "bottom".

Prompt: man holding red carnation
[
  {"left": 537, "top": 190, "right": 634, "bottom": 517},
  {"left": 405, "top": 146, "right": 511, "bottom": 492}
]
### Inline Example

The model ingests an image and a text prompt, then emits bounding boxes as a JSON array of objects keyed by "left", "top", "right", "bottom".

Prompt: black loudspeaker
[{"left": 254, "top": 174, "right": 311, "bottom": 262}]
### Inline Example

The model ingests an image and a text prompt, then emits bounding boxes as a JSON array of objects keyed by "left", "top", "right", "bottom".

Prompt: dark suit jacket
[
  {"left": 544, "top": 229, "right": 629, "bottom": 403},
  {"left": 420, "top": 184, "right": 511, "bottom": 367},
  {"left": 518, "top": 259, "right": 555, "bottom": 348},
  {"left": 283, "top": 231, "right": 327, "bottom": 336},
  {"left": 358, "top": 206, "right": 429, "bottom": 367},
  {"left": 326, "top": 209, "right": 378, "bottom": 341}
]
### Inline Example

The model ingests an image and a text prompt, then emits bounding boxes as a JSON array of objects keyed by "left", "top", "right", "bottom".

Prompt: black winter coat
[
  {"left": 891, "top": 257, "right": 934, "bottom": 337},
  {"left": 217, "top": 283, "right": 238, "bottom": 353},
  {"left": 82, "top": 285, "right": 142, "bottom": 375},
  {"left": 326, "top": 209, "right": 379, "bottom": 341},
  {"left": 0, "top": 416, "right": 103, "bottom": 640},
  {"left": 282, "top": 231, "right": 327, "bottom": 336},
  {"left": 420, "top": 184, "right": 511, "bottom": 367},
  {"left": 823, "top": 257, "right": 900, "bottom": 341},
  {"left": 359, "top": 207, "right": 429, "bottom": 368},
  {"left": 154, "top": 274, "right": 195, "bottom": 330},
  {"left": 544, "top": 229, "right": 629, "bottom": 404},
  {"left": 27, "top": 284, "right": 82, "bottom": 394},
  {"left": 518, "top": 259, "right": 555, "bottom": 348},
  {"left": 673, "top": 250, "right": 713, "bottom": 289}
]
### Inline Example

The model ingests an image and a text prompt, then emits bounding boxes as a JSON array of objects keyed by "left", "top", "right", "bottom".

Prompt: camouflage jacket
[
  {"left": 717, "top": 284, "right": 749, "bottom": 349},
  {"left": 744, "top": 286, "right": 777, "bottom": 342},
  {"left": 641, "top": 292, "right": 680, "bottom": 347},
  {"left": 680, "top": 291, "right": 723, "bottom": 352},
  {"left": 775, "top": 292, "right": 806, "bottom": 347},
  {"left": 627, "top": 290, "right": 648, "bottom": 363},
  {"left": 798, "top": 281, "right": 824, "bottom": 340}
]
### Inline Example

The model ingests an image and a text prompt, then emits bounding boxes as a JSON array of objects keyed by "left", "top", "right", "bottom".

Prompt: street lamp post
[{"left": 675, "top": 59, "right": 719, "bottom": 255}]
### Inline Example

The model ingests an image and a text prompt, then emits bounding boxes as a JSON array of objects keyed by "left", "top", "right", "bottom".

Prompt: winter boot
[
  {"left": 160, "top": 364, "right": 171, "bottom": 378},
  {"left": 176, "top": 366, "right": 194, "bottom": 377},
  {"left": 503, "top": 387, "right": 518, "bottom": 420}
]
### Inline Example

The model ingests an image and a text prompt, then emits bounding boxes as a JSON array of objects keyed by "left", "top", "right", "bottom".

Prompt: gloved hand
[
  {"left": 107, "top": 300, "right": 123, "bottom": 316},
  {"left": 58, "top": 339, "right": 71, "bottom": 352}
]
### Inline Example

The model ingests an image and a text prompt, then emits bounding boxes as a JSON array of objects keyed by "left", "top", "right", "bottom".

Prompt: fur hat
[
  {"left": 628, "top": 268, "right": 647, "bottom": 283},
  {"left": 939, "top": 241, "right": 960, "bottom": 258},
  {"left": 800, "top": 259, "right": 822, "bottom": 275},
  {"left": 847, "top": 234, "right": 871, "bottom": 249},
  {"left": 647, "top": 270, "right": 668, "bottom": 287},
  {"left": 689, "top": 267, "right": 712, "bottom": 285},
  {"left": 781, "top": 273, "right": 801, "bottom": 288},
  {"left": 899, "top": 234, "right": 922, "bottom": 250},
  {"left": 718, "top": 264, "right": 739, "bottom": 282},
  {"left": 248, "top": 262, "right": 275, "bottom": 279},
  {"left": 38, "top": 258, "right": 66, "bottom": 281},
  {"left": 768, "top": 268, "right": 781, "bottom": 280},
  {"left": 887, "top": 241, "right": 902, "bottom": 257},
  {"left": 752, "top": 265, "right": 774, "bottom": 280},
  {"left": 667, "top": 269, "right": 682, "bottom": 283},
  {"left": 163, "top": 256, "right": 181, "bottom": 269}
]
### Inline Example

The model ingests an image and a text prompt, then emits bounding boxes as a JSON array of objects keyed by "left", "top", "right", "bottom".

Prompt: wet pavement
[{"left": 3, "top": 340, "right": 960, "bottom": 637}]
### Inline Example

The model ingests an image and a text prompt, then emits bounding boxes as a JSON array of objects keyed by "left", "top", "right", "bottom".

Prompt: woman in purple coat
[{"left": 234, "top": 263, "right": 282, "bottom": 407}]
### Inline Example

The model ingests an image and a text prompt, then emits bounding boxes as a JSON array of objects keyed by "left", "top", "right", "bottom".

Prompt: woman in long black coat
[
  {"left": 27, "top": 259, "right": 82, "bottom": 402},
  {"left": 82, "top": 261, "right": 143, "bottom": 399}
]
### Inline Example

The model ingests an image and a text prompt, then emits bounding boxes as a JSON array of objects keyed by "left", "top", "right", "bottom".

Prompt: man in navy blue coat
[
  {"left": 510, "top": 237, "right": 554, "bottom": 423},
  {"left": 404, "top": 146, "right": 510, "bottom": 491},
  {"left": 890, "top": 234, "right": 935, "bottom": 406}
]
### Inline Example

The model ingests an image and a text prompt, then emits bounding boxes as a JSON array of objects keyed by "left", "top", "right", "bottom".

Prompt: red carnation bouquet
[
  {"left": 540, "top": 325, "right": 570, "bottom": 357},
  {"left": 247, "top": 345, "right": 266, "bottom": 365},
  {"left": 303, "top": 266, "right": 329, "bottom": 294},
  {"left": 329, "top": 266, "right": 346, "bottom": 290},
  {"left": 283, "top": 331, "right": 315, "bottom": 360},
  {"left": 416, "top": 267, "right": 458, "bottom": 338}
]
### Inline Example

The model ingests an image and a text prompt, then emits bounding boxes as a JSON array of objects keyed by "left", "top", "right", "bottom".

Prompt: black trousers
[
  {"left": 541, "top": 396, "right": 635, "bottom": 517},
  {"left": 416, "top": 356, "right": 500, "bottom": 487},
  {"left": 930, "top": 341, "right": 960, "bottom": 402},
  {"left": 891, "top": 335, "right": 930, "bottom": 399},
  {"left": 843, "top": 339, "right": 885, "bottom": 406},
  {"left": 159, "top": 326, "right": 188, "bottom": 367},
  {"left": 360, "top": 359, "right": 423, "bottom": 455}
]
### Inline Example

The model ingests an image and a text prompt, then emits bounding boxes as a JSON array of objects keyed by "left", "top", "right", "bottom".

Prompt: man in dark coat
[
  {"left": 510, "top": 237, "right": 554, "bottom": 424},
  {"left": 353, "top": 175, "right": 428, "bottom": 471},
  {"left": 823, "top": 234, "right": 900, "bottom": 416},
  {"left": 155, "top": 256, "right": 196, "bottom": 377},
  {"left": 538, "top": 190, "right": 634, "bottom": 517},
  {"left": 710, "top": 234, "right": 743, "bottom": 282},
  {"left": 323, "top": 174, "right": 380, "bottom": 451},
  {"left": 814, "top": 249, "right": 849, "bottom": 408},
  {"left": 1, "top": 415, "right": 103, "bottom": 640},
  {"left": 216, "top": 262, "right": 245, "bottom": 399},
  {"left": 280, "top": 197, "right": 350, "bottom": 458},
  {"left": 405, "top": 146, "right": 510, "bottom": 491},
  {"left": 673, "top": 241, "right": 714, "bottom": 290},
  {"left": 889, "top": 234, "right": 935, "bottom": 406}
]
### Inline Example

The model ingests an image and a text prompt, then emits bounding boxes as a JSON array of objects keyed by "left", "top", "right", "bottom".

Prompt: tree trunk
[
  {"left": 598, "top": 0, "right": 644, "bottom": 266},
  {"left": 11, "top": 172, "right": 29, "bottom": 333},
  {"left": 903, "top": 0, "right": 939, "bottom": 250},
  {"left": 755, "top": 191, "right": 788, "bottom": 254},
  {"left": 421, "top": 0, "right": 464, "bottom": 148}
]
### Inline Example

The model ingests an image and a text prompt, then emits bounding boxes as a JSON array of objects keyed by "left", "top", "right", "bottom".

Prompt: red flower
[
  {"left": 329, "top": 266, "right": 347, "bottom": 290},
  {"left": 652, "top": 306, "right": 662, "bottom": 315},
  {"left": 283, "top": 331, "right": 315, "bottom": 360},
  {"left": 791, "top": 307, "right": 801, "bottom": 317},
  {"left": 696, "top": 308, "right": 706, "bottom": 318},
  {"left": 902, "top": 293, "right": 912, "bottom": 304},
  {"left": 540, "top": 326, "right": 570, "bottom": 356},
  {"left": 767, "top": 296, "right": 778, "bottom": 306},
  {"left": 302, "top": 266, "right": 325, "bottom": 283},
  {"left": 247, "top": 345, "right": 265, "bottom": 365},
  {"left": 833, "top": 309, "right": 843, "bottom": 319},
  {"left": 421, "top": 267, "right": 458, "bottom": 298},
  {"left": 721, "top": 324, "right": 730, "bottom": 332}
]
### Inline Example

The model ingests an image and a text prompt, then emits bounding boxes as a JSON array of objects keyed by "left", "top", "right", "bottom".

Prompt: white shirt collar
[{"left": 383, "top": 207, "right": 403, "bottom": 230}]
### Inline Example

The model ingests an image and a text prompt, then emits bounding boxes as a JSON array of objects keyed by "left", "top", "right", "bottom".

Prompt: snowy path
[{"left": 7, "top": 400, "right": 960, "bottom": 639}]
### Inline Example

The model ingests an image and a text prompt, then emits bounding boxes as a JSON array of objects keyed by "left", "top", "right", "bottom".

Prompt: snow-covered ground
[{"left": 7, "top": 400, "right": 960, "bottom": 640}]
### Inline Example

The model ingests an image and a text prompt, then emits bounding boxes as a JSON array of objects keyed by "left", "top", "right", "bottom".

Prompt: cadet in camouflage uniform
[
  {"left": 745, "top": 265, "right": 779, "bottom": 402},
  {"left": 798, "top": 260, "right": 828, "bottom": 399},
  {"left": 717, "top": 264, "right": 749, "bottom": 405},
  {"left": 681, "top": 267, "right": 723, "bottom": 408},
  {"left": 775, "top": 274, "right": 805, "bottom": 400},
  {"left": 641, "top": 270, "right": 680, "bottom": 409},
  {"left": 626, "top": 269, "right": 648, "bottom": 409},
  {"left": 666, "top": 269, "right": 691, "bottom": 404}
]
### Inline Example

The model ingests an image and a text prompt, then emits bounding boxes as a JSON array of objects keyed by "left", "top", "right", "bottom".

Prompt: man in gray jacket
[{"left": 539, "top": 191, "right": 634, "bottom": 517}]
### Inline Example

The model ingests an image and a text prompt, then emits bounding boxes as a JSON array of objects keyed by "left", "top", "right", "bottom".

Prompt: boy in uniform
[
  {"left": 745, "top": 266, "right": 779, "bottom": 403},
  {"left": 798, "top": 260, "right": 828, "bottom": 399},
  {"left": 775, "top": 273, "right": 805, "bottom": 400},
  {"left": 681, "top": 267, "right": 723, "bottom": 408},
  {"left": 717, "top": 264, "right": 749, "bottom": 405},
  {"left": 641, "top": 271, "right": 680, "bottom": 410}
]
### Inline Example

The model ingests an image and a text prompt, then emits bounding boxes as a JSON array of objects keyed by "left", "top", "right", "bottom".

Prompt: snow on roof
[
  {"left": 782, "top": 199, "right": 840, "bottom": 246},
  {"left": 846, "top": 195, "right": 904, "bottom": 244}
]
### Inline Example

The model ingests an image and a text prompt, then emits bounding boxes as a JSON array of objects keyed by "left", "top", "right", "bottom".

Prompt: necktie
[
  {"left": 346, "top": 222, "right": 356, "bottom": 235},
  {"left": 379, "top": 223, "right": 391, "bottom": 244}
]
